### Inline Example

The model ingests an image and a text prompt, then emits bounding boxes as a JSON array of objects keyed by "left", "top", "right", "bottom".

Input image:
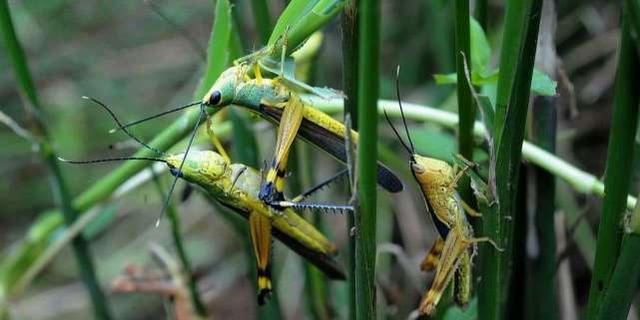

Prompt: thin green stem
[
  {"left": 151, "top": 172, "right": 207, "bottom": 317},
  {"left": 304, "top": 97, "right": 638, "bottom": 210},
  {"left": 0, "top": 1, "right": 112, "bottom": 318},
  {"left": 479, "top": 0, "right": 542, "bottom": 318},
  {"left": 525, "top": 96, "right": 557, "bottom": 320},
  {"left": 597, "top": 234, "right": 640, "bottom": 320},
  {"left": 455, "top": 0, "right": 474, "bottom": 161},
  {"left": 355, "top": 0, "right": 379, "bottom": 318},
  {"left": 585, "top": 12, "right": 640, "bottom": 320},
  {"left": 341, "top": 1, "right": 358, "bottom": 319}
]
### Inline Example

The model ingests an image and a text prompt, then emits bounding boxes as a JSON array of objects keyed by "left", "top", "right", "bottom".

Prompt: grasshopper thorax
[{"left": 166, "top": 150, "right": 229, "bottom": 185}]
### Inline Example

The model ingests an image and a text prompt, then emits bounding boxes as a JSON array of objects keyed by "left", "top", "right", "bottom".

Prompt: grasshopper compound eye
[{"left": 207, "top": 90, "right": 222, "bottom": 106}]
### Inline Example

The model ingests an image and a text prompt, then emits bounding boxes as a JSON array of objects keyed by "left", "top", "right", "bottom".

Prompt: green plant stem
[
  {"left": 585, "top": 13, "right": 640, "bottom": 320},
  {"left": 250, "top": 0, "right": 272, "bottom": 44},
  {"left": 355, "top": 0, "right": 379, "bottom": 318},
  {"left": 151, "top": 172, "right": 207, "bottom": 317},
  {"left": 0, "top": 1, "right": 113, "bottom": 318},
  {"left": 341, "top": 1, "right": 358, "bottom": 319},
  {"left": 455, "top": 0, "right": 474, "bottom": 162},
  {"left": 525, "top": 96, "right": 557, "bottom": 320},
  {"left": 304, "top": 97, "right": 638, "bottom": 210},
  {"left": 598, "top": 189, "right": 640, "bottom": 320},
  {"left": 454, "top": 0, "right": 477, "bottom": 249},
  {"left": 597, "top": 234, "right": 640, "bottom": 320},
  {"left": 480, "top": 0, "right": 542, "bottom": 317},
  {"left": 492, "top": 1, "right": 529, "bottom": 144}
]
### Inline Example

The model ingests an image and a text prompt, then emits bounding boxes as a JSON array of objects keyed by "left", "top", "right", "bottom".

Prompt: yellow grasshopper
[
  {"left": 384, "top": 77, "right": 501, "bottom": 317},
  {"left": 61, "top": 98, "right": 347, "bottom": 305},
  {"left": 113, "top": 63, "right": 403, "bottom": 211}
]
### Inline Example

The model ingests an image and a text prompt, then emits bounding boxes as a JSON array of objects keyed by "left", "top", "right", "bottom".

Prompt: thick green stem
[
  {"left": 341, "top": 1, "right": 358, "bottom": 319},
  {"left": 0, "top": 1, "right": 113, "bottom": 318},
  {"left": 585, "top": 13, "right": 640, "bottom": 320},
  {"left": 525, "top": 96, "right": 557, "bottom": 320},
  {"left": 597, "top": 234, "right": 640, "bottom": 320},
  {"left": 355, "top": 0, "right": 379, "bottom": 318},
  {"left": 479, "top": 0, "right": 542, "bottom": 319}
]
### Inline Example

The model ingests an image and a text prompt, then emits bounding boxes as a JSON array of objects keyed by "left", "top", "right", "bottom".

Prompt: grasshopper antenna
[
  {"left": 383, "top": 66, "right": 414, "bottom": 156},
  {"left": 395, "top": 65, "right": 416, "bottom": 153},
  {"left": 155, "top": 104, "right": 205, "bottom": 227},
  {"left": 83, "top": 96, "right": 165, "bottom": 156},
  {"left": 143, "top": 0, "right": 207, "bottom": 61},
  {"left": 109, "top": 101, "right": 201, "bottom": 133},
  {"left": 59, "top": 156, "right": 167, "bottom": 164}
]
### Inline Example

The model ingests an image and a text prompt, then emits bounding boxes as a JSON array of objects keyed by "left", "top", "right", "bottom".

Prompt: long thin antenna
[
  {"left": 383, "top": 108, "right": 413, "bottom": 155},
  {"left": 82, "top": 96, "right": 165, "bottom": 156},
  {"left": 395, "top": 65, "right": 415, "bottom": 153},
  {"left": 155, "top": 105, "right": 205, "bottom": 227},
  {"left": 143, "top": 0, "right": 207, "bottom": 61},
  {"left": 110, "top": 101, "right": 201, "bottom": 133},
  {"left": 59, "top": 156, "right": 166, "bottom": 164}
]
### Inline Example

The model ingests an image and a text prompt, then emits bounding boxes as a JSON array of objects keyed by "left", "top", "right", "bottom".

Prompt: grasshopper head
[
  {"left": 411, "top": 154, "right": 455, "bottom": 188},
  {"left": 165, "top": 150, "right": 229, "bottom": 186},
  {"left": 202, "top": 66, "right": 243, "bottom": 108}
]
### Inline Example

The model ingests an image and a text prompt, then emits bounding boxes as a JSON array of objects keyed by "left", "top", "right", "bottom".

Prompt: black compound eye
[
  {"left": 169, "top": 167, "right": 183, "bottom": 178},
  {"left": 208, "top": 90, "right": 222, "bottom": 105}
]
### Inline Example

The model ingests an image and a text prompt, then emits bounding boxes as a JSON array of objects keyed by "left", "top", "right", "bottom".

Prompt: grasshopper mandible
[
  {"left": 61, "top": 98, "right": 346, "bottom": 305},
  {"left": 384, "top": 71, "right": 501, "bottom": 317}
]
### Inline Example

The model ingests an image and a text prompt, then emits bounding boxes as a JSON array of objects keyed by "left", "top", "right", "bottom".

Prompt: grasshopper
[
  {"left": 61, "top": 98, "right": 347, "bottom": 305},
  {"left": 384, "top": 73, "right": 501, "bottom": 317},
  {"left": 113, "top": 63, "right": 403, "bottom": 212}
]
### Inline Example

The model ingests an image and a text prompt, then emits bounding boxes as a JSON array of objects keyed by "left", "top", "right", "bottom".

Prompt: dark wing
[{"left": 260, "top": 104, "right": 404, "bottom": 193}]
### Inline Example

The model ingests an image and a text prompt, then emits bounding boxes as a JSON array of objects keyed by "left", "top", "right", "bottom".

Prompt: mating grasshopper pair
[
  {"left": 385, "top": 75, "right": 501, "bottom": 317},
  {"left": 65, "top": 58, "right": 404, "bottom": 305},
  {"left": 62, "top": 96, "right": 352, "bottom": 305}
]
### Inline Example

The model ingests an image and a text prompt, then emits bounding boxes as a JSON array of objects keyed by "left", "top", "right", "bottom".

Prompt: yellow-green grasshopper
[
  {"left": 61, "top": 98, "right": 347, "bottom": 305},
  {"left": 114, "top": 64, "right": 403, "bottom": 211},
  {"left": 383, "top": 76, "right": 501, "bottom": 317}
]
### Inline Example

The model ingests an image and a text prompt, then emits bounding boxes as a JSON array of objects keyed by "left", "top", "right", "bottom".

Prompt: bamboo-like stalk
[
  {"left": 454, "top": 0, "right": 477, "bottom": 264},
  {"left": 341, "top": 1, "right": 358, "bottom": 319},
  {"left": 525, "top": 1, "right": 557, "bottom": 318},
  {"left": 585, "top": 11, "right": 640, "bottom": 320},
  {"left": 355, "top": 0, "right": 379, "bottom": 318},
  {"left": 0, "top": 1, "right": 112, "bottom": 318},
  {"left": 479, "top": 0, "right": 543, "bottom": 319}
]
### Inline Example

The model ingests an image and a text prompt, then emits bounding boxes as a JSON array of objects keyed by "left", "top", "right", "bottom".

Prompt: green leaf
[
  {"left": 194, "top": 0, "right": 232, "bottom": 99},
  {"left": 268, "top": 0, "right": 346, "bottom": 54},
  {"left": 443, "top": 297, "right": 478, "bottom": 320},
  {"left": 469, "top": 16, "right": 491, "bottom": 75},
  {"left": 434, "top": 68, "right": 555, "bottom": 96}
]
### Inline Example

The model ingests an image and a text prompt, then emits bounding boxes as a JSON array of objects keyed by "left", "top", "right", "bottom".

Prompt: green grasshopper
[
  {"left": 384, "top": 74, "right": 501, "bottom": 317},
  {"left": 113, "top": 63, "right": 403, "bottom": 213},
  {"left": 61, "top": 98, "right": 348, "bottom": 305}
]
